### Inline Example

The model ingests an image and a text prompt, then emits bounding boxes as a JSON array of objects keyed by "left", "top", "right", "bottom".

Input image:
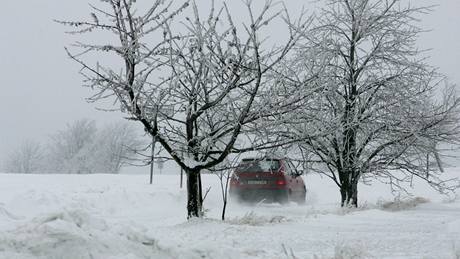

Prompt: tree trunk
[
  {"left": 221, "top": 200, "right": 227, "bottom": 221},
  {"left": 340, "top": 184, "right": 347, "bottom": 207},
  {"left": 198, "top": 172, "right": 203, "bottom": 204},
  {"left": 350, "top": 180, "right": 358, "bottom": 207},
  {"left": 340, "top": 179, "right": 358, "bottom": 207},
  {"left": 186, "top": 168, "right": 203, "bottom": 218}
]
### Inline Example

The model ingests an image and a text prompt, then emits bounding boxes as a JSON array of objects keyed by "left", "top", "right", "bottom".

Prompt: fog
[{"left": 1, "top": 0, "right": 459, "bottom": 170}]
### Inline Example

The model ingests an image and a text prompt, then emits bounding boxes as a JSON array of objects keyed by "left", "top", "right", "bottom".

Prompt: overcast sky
[{"left": 0, "top": 0, "right": 459, "bottom": 168}]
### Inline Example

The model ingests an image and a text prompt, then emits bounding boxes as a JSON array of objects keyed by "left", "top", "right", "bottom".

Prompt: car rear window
[{"left": 236, "top": 159, "right": 280, "bottom": 173}]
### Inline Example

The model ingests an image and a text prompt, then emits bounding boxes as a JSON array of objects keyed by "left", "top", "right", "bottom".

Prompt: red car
[{"left": 229, "top": 158, "right": 306, "bottom": 204}]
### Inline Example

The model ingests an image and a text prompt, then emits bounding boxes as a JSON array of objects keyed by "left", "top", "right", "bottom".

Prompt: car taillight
[{"left": 276, "top": 179, "right": 286, "bottom": 186}]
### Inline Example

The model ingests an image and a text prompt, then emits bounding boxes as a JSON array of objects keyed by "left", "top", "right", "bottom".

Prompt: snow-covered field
[{"left": 0, "top": 170, "right": 459, "bottom": 259}]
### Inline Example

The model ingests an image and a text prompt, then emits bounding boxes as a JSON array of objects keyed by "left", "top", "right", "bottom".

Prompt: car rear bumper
[{"left": 230, "top": 188, "right": 288, "bottom": 203}]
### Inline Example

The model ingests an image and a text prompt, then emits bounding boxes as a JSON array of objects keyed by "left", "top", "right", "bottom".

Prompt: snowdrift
[{"left": 0, "top": 172, "right": 459, "bottom": 258}]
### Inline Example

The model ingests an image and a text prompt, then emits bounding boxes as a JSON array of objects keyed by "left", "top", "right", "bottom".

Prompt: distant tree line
[{"left": 3, "top": 119, "right": 142, "bottom": 174}]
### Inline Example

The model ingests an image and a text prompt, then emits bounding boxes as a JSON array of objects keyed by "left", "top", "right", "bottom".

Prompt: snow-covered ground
[{"left": 0, "top": 170, "right": 459, "bottom": 259}]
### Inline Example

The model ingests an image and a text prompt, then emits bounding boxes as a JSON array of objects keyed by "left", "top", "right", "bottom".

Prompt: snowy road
[{"left": 0, "top": 173, "right": 459, "bottom": 259}]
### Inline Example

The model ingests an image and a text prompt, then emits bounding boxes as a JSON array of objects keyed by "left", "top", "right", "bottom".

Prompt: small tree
[
  {"left": 289, "top": 0, "right": 460, "bottom": 206},
  {"left": 59, "top": 0, "right": 309, "bottom": 218},
  {"left": 211, "top": 154, "right": 242, "bottom": 221},
  {"left": 4, "top": 140, "right": 43, "bottom": 174}
]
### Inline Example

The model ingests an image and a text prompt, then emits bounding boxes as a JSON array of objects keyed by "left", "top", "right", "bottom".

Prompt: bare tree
[
  {"left": 4, "top": 140, "right": 43, "bottom": 174},
  {"left": 47, "top": 119, "right": 141, "bottom": 174},
  {"left": 59, "top": 0, "right": 309, "bottom": 218},
  {"left": 93, "top": 122, "right": 143, "bottom": 174},
  {"left": 157, "top": 1, "right": 310, "bottom": 218},
  {"left": 57, "top": 0, "right": 189, "bottom": 175},
  {"left": 47, "top": 119, "right": 98, "bottom": 174},
  {"left": 288, "top": 0, "right": 460, "bottom": 206}
]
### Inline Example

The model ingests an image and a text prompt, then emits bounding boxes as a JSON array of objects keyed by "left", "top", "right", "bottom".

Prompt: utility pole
[
  {"left": 180, "top": 168, "right": 183, "bottom": 188},
  {"left": 150, "top": 136, "right": 156, "bottom": 184},
  {"left": 180, "top": 151, "right": 183, "bottom": 188}
]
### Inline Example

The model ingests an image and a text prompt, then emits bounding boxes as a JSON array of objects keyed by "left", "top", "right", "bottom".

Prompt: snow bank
[
  {"left": 377, "top": 197, "right": 430, "bottom": 211},
  {"left": 0, "top": 205, "right": 22, "bottom": 221},
  {"left": 0, "top": 171, "right": 458, "bottom": 258},
  {"left": 0, "top": 210, "right": 184, "bottom": 259}
]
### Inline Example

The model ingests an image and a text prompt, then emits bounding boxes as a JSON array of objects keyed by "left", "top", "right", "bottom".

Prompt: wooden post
[
  {"left": 149, "top": 136, "right": 156, "bottom": 185},
  {"left": 180, "top": 168, "right": 184, "bottom": 189}
]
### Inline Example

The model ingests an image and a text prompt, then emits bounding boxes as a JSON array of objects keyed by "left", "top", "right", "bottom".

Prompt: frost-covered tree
[
  {"left": 4, "top": 140, "right": 43, "bottom": 174},
  {"left": 288, "top": 0, "right": 460, "bottom": 206},
  {"left": 47, "top": 119, "right": 98, "bottom": 174},
  {"left": 59, "top": 0, "right": 309, "bottom": 218},
  {"left": 92, "top": 122, "right": 142, "bottom": 174},
  {"left": 47, "top": 119, "right": 141, "bottom": 174}
]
